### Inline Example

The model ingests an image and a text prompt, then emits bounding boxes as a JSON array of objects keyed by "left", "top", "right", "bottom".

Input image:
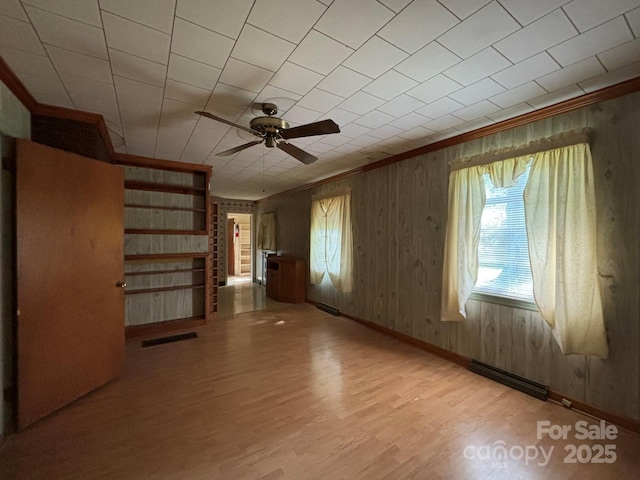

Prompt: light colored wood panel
[
  {"left": 124, "top": 233, "right": 208, "bottom": 255},
  {"left": 478, "top": 301, "right": 499, "bottom": 366},
  {"left": 510, "top": 307, "right": 527, "bottom": 377},
  {"left": 523, "top": 310, "right": 550, "bottom": 384},
  {"left": 386, "top": 163, "right": 400, "bottom": 332}
]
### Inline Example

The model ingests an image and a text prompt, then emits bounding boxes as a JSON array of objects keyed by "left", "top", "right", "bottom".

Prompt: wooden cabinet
[{"left": 266, "top": 257, "right": 306, "bottom": 303}]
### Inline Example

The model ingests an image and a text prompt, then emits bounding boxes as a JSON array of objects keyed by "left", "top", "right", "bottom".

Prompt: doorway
[{"left": 226, "top": 213, "right": 252, "bottom": 285}]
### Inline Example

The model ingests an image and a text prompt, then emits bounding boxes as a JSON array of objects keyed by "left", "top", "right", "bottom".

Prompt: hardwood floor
[{"left": 1, "top": 282, "right": 638, "bottom": 479}]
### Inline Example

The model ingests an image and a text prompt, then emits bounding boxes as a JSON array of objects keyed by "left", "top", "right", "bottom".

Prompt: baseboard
[
  {"left": 125, "top": 317, "right": 206, "bottom": 339},
  {"left": 307, "top": 299, "right": 640, "bottom": 435}
]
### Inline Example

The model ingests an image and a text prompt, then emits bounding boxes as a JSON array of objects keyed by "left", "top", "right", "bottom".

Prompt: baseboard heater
[
  {"left": 317, "top": 302, "right": 340, "bottom": 316},
  {"left": 470, "top": 360, "right": 548, "bottom": 401}
]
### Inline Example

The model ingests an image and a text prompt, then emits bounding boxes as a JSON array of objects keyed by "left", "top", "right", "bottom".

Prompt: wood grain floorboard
[{"left": 0, "top": 283, "right": 638, "bottom": 479}]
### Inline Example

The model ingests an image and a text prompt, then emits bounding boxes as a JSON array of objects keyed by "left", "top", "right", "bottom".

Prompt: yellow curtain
[
  {"left": 310, "top": 194, "right": 353, "bottom": 293},
  {"left": 257, "top": 212, "right": 276, "bottom": 251},
  {"left": 524, "top": 143, "right": 608, "bottom": 357},
  {"left": 440, "top": 156, "right": 529, "bottom": 321}
]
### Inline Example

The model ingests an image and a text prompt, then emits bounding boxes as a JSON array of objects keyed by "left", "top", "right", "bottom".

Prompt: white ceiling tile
[
  {"left": 17, "top": 71, "right": 68, "bottom": 97},
  {"left": 269, "top": 62, "right": 323, "bottom": 95},
  {"left": 598, "top": 38, "right": 640, "bottom": 71},
  {"left": 438, "top": 0, "right": 491, "bottom": 20},
  {"left": 415, "top": 97, "right": 464, "bottom": 118},
  {"left": 0, "top": 0, "right": 28, "bottom": 21},
  {"left": 102, "top": 12, "right": 170, "bottom": 64},
  {"left": 379, "top": 0, "right": 459, "bottom": 54},
  {"left": 339, "top": 123, "right": 372, "bottom": 137},
  {"left": 306, "top": 141, "right": 335, "bottom": 154},
  {"left": 354, "top": 110, "right": 396, "bottom": 128},
  {"left": 362, "top": 70, "right": 417, "bottom": 101},
  {"left": 99, "top": 0, "right": 176, "bottom": 33},
  {"left": 579, "top": 61, "right": 640, "bottom": 92},
  {"left": 0, "top": 47, "right": 56, "bottom": 78},
  {"left": 298, "top": 89, "right": 344, "bottom": 113},
  {"left": 449, "top": 77, "right": 505, "bottom": 105},
  {"left": 316, "top": 66, "right": 371, "bottom": 97},
  {"left": 563, "top": 0, "right": 640, "bottom": 33},
  {"left": 176, "top": 0, "right": 253, "bottom": 39},
  {"left": 486, "top": 103, "right": 534, "bottom": 122},
  {"left": 423, "top": 114, "right": 465, "bottom": 131},
  {"left": 367, "top": 124, "right": 404, "bottom": 139},
  {"left": 438, "top": 2, "right": 520, "bottom": 59},
  {"left": 282, "top": 105, "right": 322, "bottom": 124},
  {"left": 32, "top": 92, "right": 74, "bottom": 108},
  {"left": 455, "top": 116, "right": 494, "bottom": 133},
  {"left": 231, "top": 24, "right": 296, "bottom": 72},
  {"left": 536, "top": 56, "right": 606, "bottom": 91},
  {"left": 388, "top": 112, "right": 430, "bottom": 130},
  {"left": 526, "top": 84, "right": 584, "bottom": 109},
  {"left": 378, "top": 0, "right": 412, "bottom": 13},
  {"left": 451, "top": 100, "right": 501, "bottom": 121},
  {"left": 491, "top": 52, "right": 560, "bottom": 89},
  {"left": 627, "top": 7, "right": 640, "bottom": 37},
  {"left": 114, "top": 76, "right": 164, "bottom": 104},
  {"left": 0, "top": 14, "right": 44, "bottom": 54},
  {"left": 338, "top": 91, "right": 385, "bottom": 114},
  {"left": 406, "top": 74, "right": 462, "bottom": 103},
  {"left": 349, "top": 134, "right": 383, "bottom": 146},
  {"left": 248, "top": 0, "right": 326, "bottom": 43},
  {"left": 109, "top": 49, "right": 166, "bottom": 87},
  {"left": 172, "top": 18, "right": 234, "bottom": 68},
  {"left": 165, "top": 79, "right": 211, "bottom": 107},
  {"left": 498, "top": 0, "right": 568, "bottom": 25},
  {"left": 167, "top": 54, "right": 220, "bottom": 90},
  {"left": 318, "top": 134, "right": 353, "bottom": 146},
  {"left": 219, "top": 58, "right": 274, "bottom": 93},
  {"left": 318, "top": 108, "right": 359, "bottom": 126},
  {"left": 489, "top": 81, "right": 547, "bottom": 108},
  {"left": 23, "top": 0, "right": 101, "bottom": 27},
  {"left": 59, "top": 72, "right": 116, "bottom": 100},
  {"left": 495, "top": 10, "right": 577, "bottom": 65},
  {"left": 253, "top": 86, "right": 300, "bottom": 112},
  {"left": 315, "top": 0, "right": 394, "bottom": 49},
  {"left": 46, "top": 45, "right": 112, "bottom": 83},
  {"left": 211, "top": 83, "right": 257, "bottom": 108},
  {"left": 444, "top": 47, "right": 511, "bottom": 86},
  {"left": 343, "top": 36, "right": 408, "bottom": 79},
  {"left": 288, "top": 30, "right": 354, "bottom": 75},
  {"left": 394, "top": 41, "right": 461, "bottom": 83},
  {"left": 548, "top": 17, "right": 633, "bottom": 67},
  {"left": 377, "top": 94, "right": 426, "bottom": 117},
  {"left": 25, "top": 5, "right": 107, "bottom": 59},
  {"left": 70, "top": 93, "right": 120, "bottom": 117}
]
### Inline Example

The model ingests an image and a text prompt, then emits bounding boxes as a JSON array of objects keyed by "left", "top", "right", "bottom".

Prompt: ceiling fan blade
[
  {"left": 216, "top": 140, "right": 263, "bottom": 157},
  {"left": 195, "top": 111, "right": 261, "bottom": 137},
  {"left": 277, "top": 142, "right": 318, "bottom": 165},
  {"left": 280, "top": 119, "right": 340, "bottom": 140}
]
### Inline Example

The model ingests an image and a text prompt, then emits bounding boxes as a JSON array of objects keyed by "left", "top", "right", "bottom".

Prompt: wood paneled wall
[{"left": 257, "top": 91, "right": 640, "bottom": 421}]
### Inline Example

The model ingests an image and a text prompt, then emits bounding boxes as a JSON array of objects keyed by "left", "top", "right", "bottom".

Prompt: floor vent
[
  {"left": 141, "top": 332, "right": 198, "bottom": 348},
  {"left": 317, "top": 303, "right": 340, "bottom": 316},
  {"left": 470, "top": 360, "right": 548, "bottom": 400}
]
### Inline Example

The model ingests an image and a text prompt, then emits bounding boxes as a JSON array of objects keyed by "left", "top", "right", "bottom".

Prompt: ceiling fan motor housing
[{"left": 250, "top": 116, "right": 289, "bottom": 147}]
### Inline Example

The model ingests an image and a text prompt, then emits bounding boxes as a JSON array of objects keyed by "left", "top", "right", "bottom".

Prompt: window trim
[{"left": 469, "top": 292, "right": 538, "bottom": 311}]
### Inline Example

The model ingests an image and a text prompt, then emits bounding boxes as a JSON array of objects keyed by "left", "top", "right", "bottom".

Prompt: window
[
  {"left": 473, "top": 161, "right": 534, "bottom": 304},
  {"left": 310, "top": 193, "right": 353, "bottom": 293}
]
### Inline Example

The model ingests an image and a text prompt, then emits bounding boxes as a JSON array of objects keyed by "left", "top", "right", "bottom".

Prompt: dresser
[{"left": 266, "top": 256, "right": 306, "bottom": 303}]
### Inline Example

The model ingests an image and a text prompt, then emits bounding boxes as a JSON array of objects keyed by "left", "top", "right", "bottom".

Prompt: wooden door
[{"left": 16, "top": 139, "right": 125, "bottom": 429}]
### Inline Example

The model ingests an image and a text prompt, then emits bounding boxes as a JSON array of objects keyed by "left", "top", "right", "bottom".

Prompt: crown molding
[{"left": 261, "top": 76, "right": 640, "bottom": 201}]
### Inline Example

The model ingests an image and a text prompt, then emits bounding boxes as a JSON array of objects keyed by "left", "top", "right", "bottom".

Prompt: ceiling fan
[{"left": 195, "top": 103, "right": 340, "bottom": 165}]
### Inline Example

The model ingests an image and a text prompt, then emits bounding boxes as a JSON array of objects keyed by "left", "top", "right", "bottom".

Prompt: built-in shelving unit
[
  {"left": 121, "top": 162, "right": 212, "bottom": 337},
  {"left": 210, "top": 202, "right": 219, "bottom": 315}
]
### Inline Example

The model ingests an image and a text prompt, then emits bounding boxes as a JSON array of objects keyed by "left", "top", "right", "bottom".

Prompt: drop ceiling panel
[
  {"left": 167, "top": 53, "right": 220, "bottom": 90},
  {"left": 438, "top": 0, "right": 491, "bottom": 20},
  {"left": 406, "top": 74, "right": 462, "bottom": 104},
  {"left": 377, "top": 94, "right": 426, "bottom": 117},
  {"left": 218, "top": 58, "right": 273, "bottom": 93},
  {"left": 416, "top": 97, "right": 465, "bottom": 118},
  {"left": 18, "top": 71, "right": 68, "bottom": 97},
  {"left": 489, "top": 81, "right": 547, "bottom": 109},
  {"left": 354, "top": 110, "right": 395, "bottom": 129},
  {"left": 102, "top": 12, "right": 170, "bottom": 65},
  {"left": 498, "top": 0, "right": 568, "bottom": 26},
  {"left": 59, "top": 72, "right": 116, "bottom": 101},
  {"left": 444, "top": 47, "right": 512, "bottom": 86},
  {"left": 114, "top": 75, "right": 164, "bottom": 104},
  {"left": 100, "top": 0, "right": 176, "bottom": 33},
  {"left": 536, "top": 56, "right": 605, "bottom": 92},
  {"left": 343, "top": 36, "right": 408, "bottom": 79},
  {"left": 0, "top": 47, "right": 56, "bottom": 78},
  {"left": 171, "top": 17, "right": 234, "bottom": 68},
  {"left": 362, "top": 70, "right": 417, "bottom": 101},
  {"left": 395, "top": 42, "right": 461, "bottom": 83},
  {"left": 491, "top": 52, "right": 560, "bottom": 89},
  {"left": 45, "top": 45, "right": 112, "bottom": 83},
  {"left": 268, "top": 61, "right": 323, "bottom": 95},
  {"left": 378, "top": 0, "right": 459, "bottom": 54},
  {"left": 338, "top": 91, "right": 386, "bottom": 115},
  {"left": 298, "top": 88, "right": 344, "bottom": 113},
  {"left": 438, "top": 2, "right": 520, "bottom": 59},
  {"left": 231, "top": 24, "right": 296, "bottom": 73},
  {"left": 0, "top": 0, "right": 28, "bottom": 21},
  {"left": 176, "top": 0, "right": 252, "bottom": 39},
  {"left": 22, "top": 0, "right": 101, "bottom": 27},
  {"left": 627, "top": 7, "right": 640, "bottom": 36},
  {"left": 110, "top": 49, "right": 166, "bottom": 87},
  {"left": 315, "top": 0, "right": 394, "bottom": 50},
  {"left": 453, "top": 100, "right": 501, "bottom": 121},
  {"left": 388, "top": 112, "right": 429, "bottom": 130},
  {"left": 288, "top": 30, "right": 354, "bottom": 75},
  {"left": 563, "top": 0, "right": 640, "bottom": 33},
  {"left": 449, "top": 77, "right": 505, "bottom": 106},
  {"left": 248, "top": 0, "right": 326, "bottom": 44},
  {"left": 25, "top": 6, "right": 107, "bottom": 59},
  {"left": 316, "top": 66, "right": 371, "bottom": 98},
  {"left": 598, "top": 38, "right": 640, "bottom": 71}
]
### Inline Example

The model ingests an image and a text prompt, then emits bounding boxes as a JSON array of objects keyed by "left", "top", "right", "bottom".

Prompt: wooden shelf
[
  {"left": 125, "top": 203, "right": 206, "bottom": 213},
  {"left": 125, "top": 284, "right": 205, "bottom": 295},
  {"left": 125, "top": 268, "right": 205, "bottom": 276},
  {"left": 125, "top": 253, "right": 208, "bottom": 262},
  {"left": 125, "top": 228, "right": 208, "bottom": 235},
  {"left": 124, "top": 180, "right": 205, "bottom": 196}
]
